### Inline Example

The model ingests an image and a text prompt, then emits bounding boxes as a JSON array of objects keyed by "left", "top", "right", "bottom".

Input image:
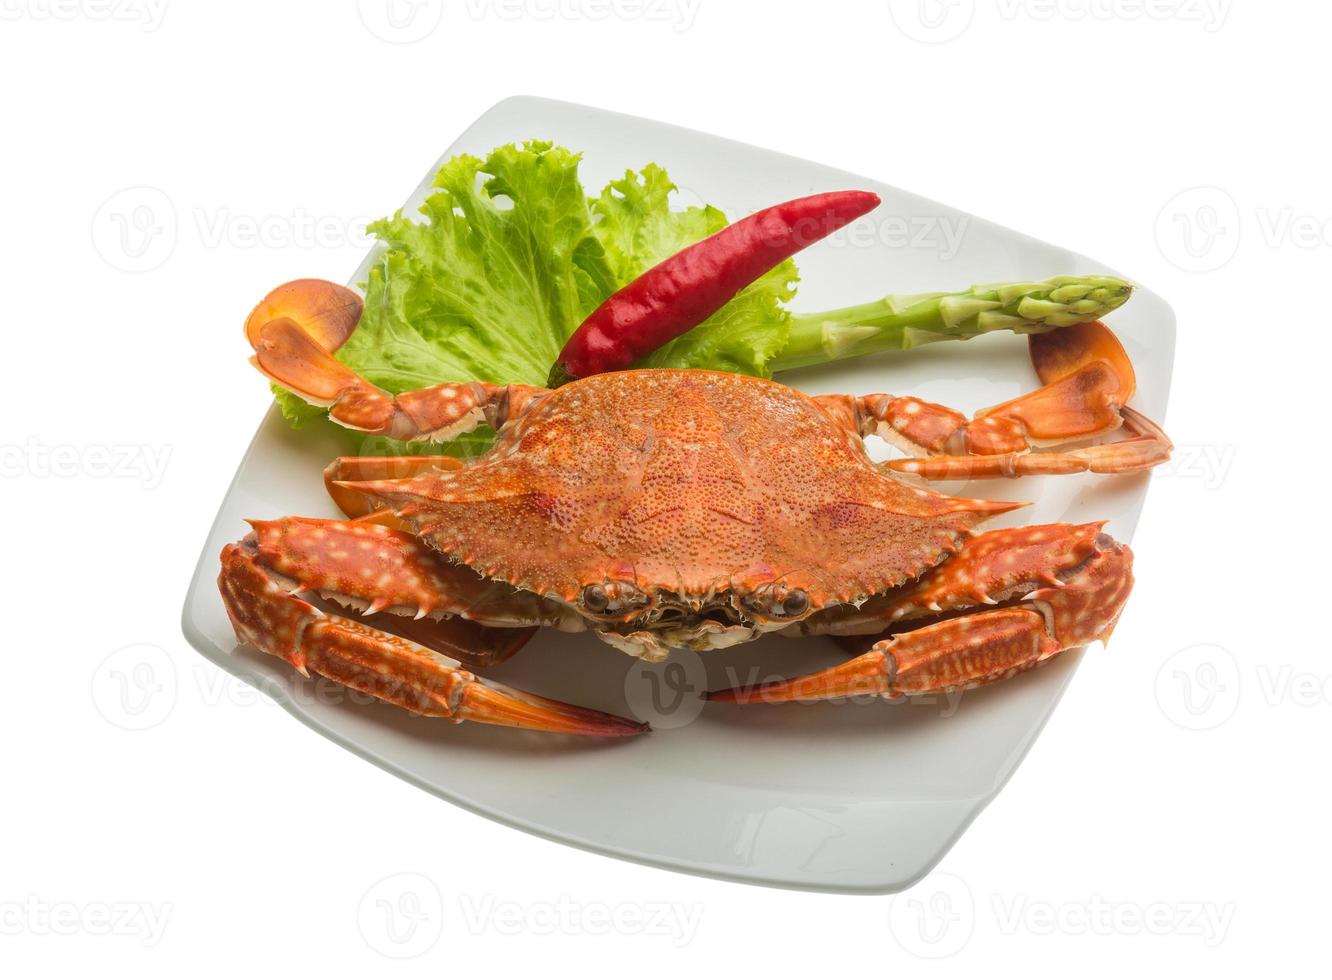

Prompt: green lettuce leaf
[
  {"left": 273, "top": 141, "right": 793, "bottom": 454},
  {"left": 347, "top": 140, "right": 614, "bottom": 390}
]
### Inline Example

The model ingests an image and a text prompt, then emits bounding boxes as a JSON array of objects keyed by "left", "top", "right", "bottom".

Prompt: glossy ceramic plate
[{"left": 181, "top": 96, "right": 1174, "bottom": 893}]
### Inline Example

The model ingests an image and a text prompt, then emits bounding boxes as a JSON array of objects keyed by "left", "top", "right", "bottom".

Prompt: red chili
[{"left": 549, "top": 189, "right": 881, "bottom": 385}]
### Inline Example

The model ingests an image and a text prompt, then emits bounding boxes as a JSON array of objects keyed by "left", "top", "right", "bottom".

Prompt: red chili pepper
[{"left": 548, "top": 189, "right": 881, "bottom": 385}]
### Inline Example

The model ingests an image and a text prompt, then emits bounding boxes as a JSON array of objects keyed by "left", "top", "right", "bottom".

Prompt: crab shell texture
[{"left": 346, "top": 370, "right": 1016, "bottom": 656}]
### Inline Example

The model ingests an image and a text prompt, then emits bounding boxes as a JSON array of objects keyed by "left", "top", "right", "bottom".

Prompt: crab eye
[
  {"left": 781, "top": 589, "right": 810, "bottom": 617},
  {"left": 744, "top": 584, "right": 812, "bottom": 620},
  {"left": 579, "top": 581, "right": 650, "bottom": 616},
  {"left": 581, "top": 584, "right": 609, "bottom": 613}
]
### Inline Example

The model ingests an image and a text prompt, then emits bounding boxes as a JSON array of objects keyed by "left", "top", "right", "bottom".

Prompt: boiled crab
[{"left": 218, "top": 279, "right": 1171, "bottom": 736}]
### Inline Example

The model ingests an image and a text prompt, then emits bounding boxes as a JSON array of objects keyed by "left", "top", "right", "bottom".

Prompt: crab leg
[
  {"left": 219, "top": 538, "right": 643, "bottom": 736},
  {"left": 825, "top": 321, "right": 1172, "bottom": 479},
  {"left": 245, "top": 279, "right": 548, "bottom": 442},
  {"left": 323, "top": 456, "right": 464, "bottom": 520},
  {"left": 887, "top": 405, "right": 1171, "bottom": 480},
  {"left": 707, "top": 532, "right": 1132, "bottom": 705}
]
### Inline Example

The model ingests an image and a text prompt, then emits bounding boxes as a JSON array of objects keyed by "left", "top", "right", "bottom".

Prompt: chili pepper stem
[
  {"left": 768, "top": 275, "right": 1134, "bottom": 374},
  {"left": 545, "top": 362, "right": 578, "bottom": 388}
]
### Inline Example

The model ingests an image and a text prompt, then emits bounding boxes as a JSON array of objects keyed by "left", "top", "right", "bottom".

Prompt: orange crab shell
[{"left": 337, "top": 370, "right": 1020, "bottom": 610}]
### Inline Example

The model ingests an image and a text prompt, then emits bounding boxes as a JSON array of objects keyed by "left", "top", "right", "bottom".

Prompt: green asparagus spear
[{"left": 769, "top": 275, "right": 1132, "bottom": 373}]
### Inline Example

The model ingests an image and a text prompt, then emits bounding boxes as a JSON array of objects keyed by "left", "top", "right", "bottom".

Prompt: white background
[{"left": 3, "top": 0, "right": 1326, "bottom": 974}]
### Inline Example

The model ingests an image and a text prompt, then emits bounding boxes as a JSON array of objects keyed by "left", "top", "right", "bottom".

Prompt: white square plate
[{"left": 181, "top": 96, "right": 1174, "bottom": 893}]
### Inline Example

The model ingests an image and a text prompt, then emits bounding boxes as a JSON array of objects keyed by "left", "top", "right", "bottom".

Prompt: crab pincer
[
  {"left": 218, "top": 525, "right": 645, "bottom": 737},
  {"left": 707, "top": 527, "right": 1133, "bottom": 706}
]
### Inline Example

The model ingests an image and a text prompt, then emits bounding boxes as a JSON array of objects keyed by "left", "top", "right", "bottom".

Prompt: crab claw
[
  {"left": 707, "top": 646, "right": 896, "bottom": 704},
  {"left": 219, "top": 541, "right": 645, "bottom": 737},
  {"left": 707, "top": 608, "right": 1055, "bottom": 704},
  {"left": 709, "top": 536, "right": 1132, "bottom": 705},
  {"left": 457, "top": 682, "right": 647, "bottom": 737}
]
